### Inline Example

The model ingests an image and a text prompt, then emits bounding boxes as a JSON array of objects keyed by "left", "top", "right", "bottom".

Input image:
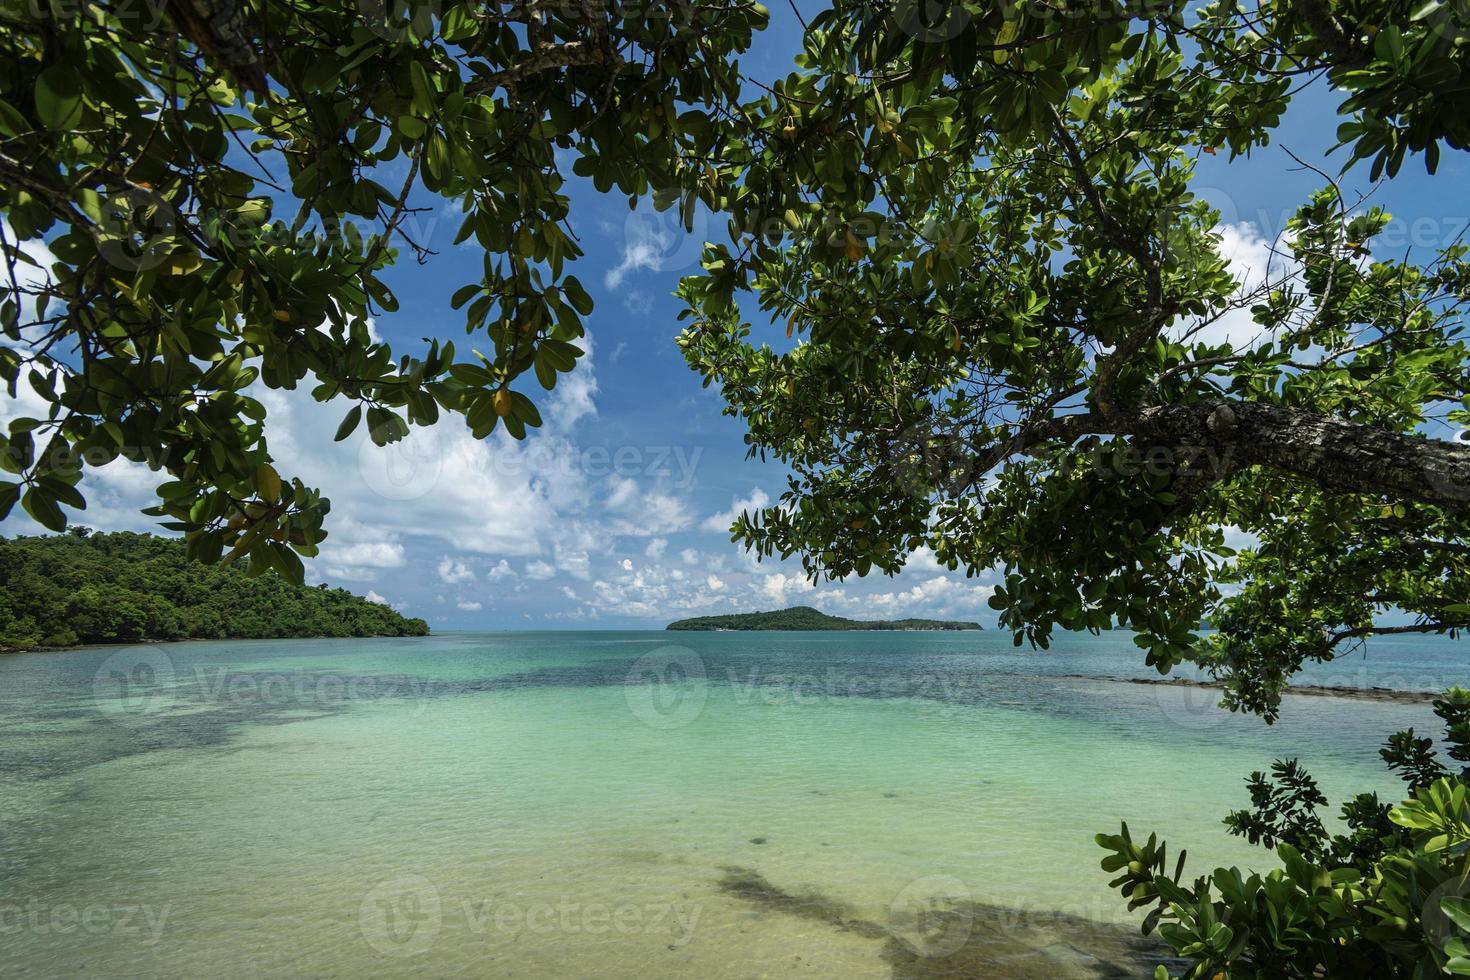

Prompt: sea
[{"left": 0, "top": 629, "right": 1463, "bottom": 978}]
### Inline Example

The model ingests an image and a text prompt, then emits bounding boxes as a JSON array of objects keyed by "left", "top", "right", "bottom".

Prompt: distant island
[
  {"left": 666, "top": 605, "right": 982, "bottom": 631},
  {"left": 0, "top": 530, "right": 429, "bottom": 650}
]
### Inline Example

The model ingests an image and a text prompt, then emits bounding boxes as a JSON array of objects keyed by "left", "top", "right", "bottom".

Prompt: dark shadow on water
[
  {"left": 718, "top": 865, "right": 888, "bottom": 939},
  {"left": 717, "top": 866, "right": 1183, "bottom": 980}
]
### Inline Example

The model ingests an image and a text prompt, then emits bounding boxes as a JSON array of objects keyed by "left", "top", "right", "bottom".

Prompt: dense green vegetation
[
  {"left": 0, "top": 530, "right": 428, "bottom": 648},
  {"left": 666, "top": 605, "right": 980, "bottom": 631},
  {"left": 0, "top": 0, "right": 764, "bottom": 576},
  {"left": 4, "top": 0, "right": 1469, "bottom": 975},
  {"left": 679, "top": 0, "right": 1470, "bottom": 719},
  {"left": 1102, "top": 689, "right": 1470, "bottom": 978}
]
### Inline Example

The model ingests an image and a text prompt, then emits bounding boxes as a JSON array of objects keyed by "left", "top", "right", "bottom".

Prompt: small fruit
[{"left": 493, "top": 386, "right": 512, "bottom": 417}]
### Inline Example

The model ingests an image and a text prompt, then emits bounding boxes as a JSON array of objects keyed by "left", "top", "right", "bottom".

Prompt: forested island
[
  {"left": 0, "top": 531, "right": 429, "bottom": 650},
  {"left": 666, "top": 606, "right": 982, "bottom": 631}
]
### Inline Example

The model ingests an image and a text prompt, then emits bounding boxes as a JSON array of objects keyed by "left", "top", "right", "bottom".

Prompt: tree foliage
[
  {"left": 0, "top": 0, "right": 765, "bottom": 578},
  {"left": 1099, "top": 689, "right": 1470, "bottom": 978},
  {"left": 675, "top": 0, "right": 1470, "bottom": 717},
  {"left": 0, "top": 528, "right": 427, "bottom": 647}
]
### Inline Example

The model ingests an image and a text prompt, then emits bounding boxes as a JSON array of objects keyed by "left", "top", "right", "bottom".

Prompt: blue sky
[{"left": 4, "top": 4, "right": 1465, "bottom": 627}]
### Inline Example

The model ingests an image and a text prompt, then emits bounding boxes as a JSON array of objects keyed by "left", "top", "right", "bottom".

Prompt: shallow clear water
[{"left": 0, "top": 630, "right": 1464, "bottom": 978}]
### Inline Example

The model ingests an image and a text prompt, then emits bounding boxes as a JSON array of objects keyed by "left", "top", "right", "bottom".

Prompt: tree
[
  {"left": 676, "top": 0, "right": 1470, "bottom": 717},
  {"left": 0, "top": 530, "right": 429, "bottom": 647},
  {"left": 1098, "top": 689, "right": 1470, "bottom": 978},
  {"left": 0, "top": 0, "right": 766, "bottom": 578}
]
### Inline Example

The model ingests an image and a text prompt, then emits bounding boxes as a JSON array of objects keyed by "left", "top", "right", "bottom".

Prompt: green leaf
[
  {"left": 334, "top": 405, "right": 363, "bottom": 442},
  {"left": 21, "top": 486, "right": 66, "bottom": 531},
  {"left": 35, "top": 64, "right": 83, "bottom": 130},
  {"left": 562, "top": 276, "right": 594, "bottom": 316},
  {"left": 256, "top": 462, "right": 283, "bottom": 502},
  {"left": 1443, "top": 897, "right": 1470, "bottom": 933}
]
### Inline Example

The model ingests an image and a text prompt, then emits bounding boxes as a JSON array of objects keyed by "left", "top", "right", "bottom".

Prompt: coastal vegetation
[
  {"left": 0, "top": 530, "right": 428, "bottom": 649},
  {"left": 665, "top": 605, "right": 980, "bottom": 631},
  {"left": 2, "top": 0, "right": 1461, "bottom": 711},
  {"left": 3, "top": 0, "right": 1469, "bottom": 977},
  {"left": 1101, "top": 689, "right": 1470, "bottom": 978}
]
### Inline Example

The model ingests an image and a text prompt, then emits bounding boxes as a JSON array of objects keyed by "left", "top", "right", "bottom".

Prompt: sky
[{"left": 3, "top": 4, "right": 1466, "bottom": 628}]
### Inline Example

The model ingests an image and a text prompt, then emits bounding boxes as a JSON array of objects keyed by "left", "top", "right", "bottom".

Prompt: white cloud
[
  {"left": 365, "top": 590, "right": 390, "bottom": 606},
  {"left": 680, "top": 548, "right": 700, "bottom": 565},
  {"left": 487, "top": 559, "right": 515, "bottom": 580},
  {"left": 706, "top": 574, "right": 725, "bottom": 591},
  {"left": 759, "top": 571, "right": 814, "bottom": 606},
  {"left": 813, "top": 577, "right": 995, "bottom": 621},
  {"left": 1172, "top": 221, "right": 1295, "bottom": 353},
  {"left": 645, "top": 537, "right": 668, "bottom": 560},
  {"left": 556, "top": 548, "right": 591, "bottom": 580},
  {"left": 604, "top": 241, "right": 661, "bottom": 289},
  {"left": 456, "top": 600, "right": 483, "bottom": 611},
  {"left": 525, "top": 560, "right": 556, "bottom": 580},
  {"left": 437, "top": 557, "right": 475, "bottom": 584},
  {"left": 0, "top": 221, "right": 57, "bottom": 295},
  {"left": 701, "top": 488, "right": 770, "bottom": 532},
  {"left": 619, "top": 558, "right": 634, "bottom": 571}
]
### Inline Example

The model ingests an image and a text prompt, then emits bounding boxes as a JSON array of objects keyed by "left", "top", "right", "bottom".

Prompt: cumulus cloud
[
  {"left": 365, "top": 590, "right": 390, "bottom": 606},
  {"left": 604, "top": 240, "right": 661, "bottom": 289},
  {"left": 1172, "top": 221, "right": 1296, "bottom": 352},
  {"left": 555, "top": 548, "right": 591, "bottom": 580},
  {"left": 701, "top": 488, "right": 770, "bottom": 532},
  {"left": 759, "top": 571, "right": 814, "bottom": 606},
  {"left": 438, "top": 557, "right": 475, "bottom": 584},
  {"left": 487, "top": 560, "right": 516, "bottom": 580},
  {"left": 525, "top": 560, "right": 556, "bottom": 580},
  {"left": 602, "top": 478, "right": 693, "bottom": 536},
  {"left": 456, "top": 600, "right": 483, "bottom": 611},
  {"left": 645, "top": 537, "right": 668, "bottom": 560}
]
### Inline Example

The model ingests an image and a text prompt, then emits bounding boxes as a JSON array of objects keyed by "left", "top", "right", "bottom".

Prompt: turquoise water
[{"left": 0, "top": 630, "right": 1464, "bottom": 978}]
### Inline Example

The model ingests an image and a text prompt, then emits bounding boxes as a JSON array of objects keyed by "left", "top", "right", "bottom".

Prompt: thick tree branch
[
  {"left": 1119, "top": 400, "right": 1470, "bottom": 507},
  {"left": 983, "top": 399, "right": 1470, "bottom": 507},
  {"left": 1289, "top": 0, "right": 1371, "bottom": 70}
]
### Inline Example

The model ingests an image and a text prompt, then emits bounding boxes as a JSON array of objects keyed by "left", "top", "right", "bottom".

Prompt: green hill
[
  {"left": 666, "top": 605, "right": 982, "bottom": 631},
  {"left": 0, "top": 530, "right": 429, "bottom": 649}
]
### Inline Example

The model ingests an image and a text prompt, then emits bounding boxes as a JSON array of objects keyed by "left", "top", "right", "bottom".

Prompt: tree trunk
[{"left": 1116, "top": 399, "right": 1470, "bottom": 506}]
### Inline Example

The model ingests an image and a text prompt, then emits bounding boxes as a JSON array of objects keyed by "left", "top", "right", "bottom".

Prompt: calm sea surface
[{"left": 0, "top": 630, "right": 1465, "bottom": 978}]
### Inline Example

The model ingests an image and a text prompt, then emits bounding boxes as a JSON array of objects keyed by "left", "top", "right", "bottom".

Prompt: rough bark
[{"left": 1112, "top": 399, "right": 1470, "bottom": 506}]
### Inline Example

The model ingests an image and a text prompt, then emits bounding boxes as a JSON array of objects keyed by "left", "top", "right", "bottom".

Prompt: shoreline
[
  {"left": 0, "top": 630, "right": 431, "bottom": 656},
  {"left": 1062, "top": 673, "right": 1440, "bottom": 705}
]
